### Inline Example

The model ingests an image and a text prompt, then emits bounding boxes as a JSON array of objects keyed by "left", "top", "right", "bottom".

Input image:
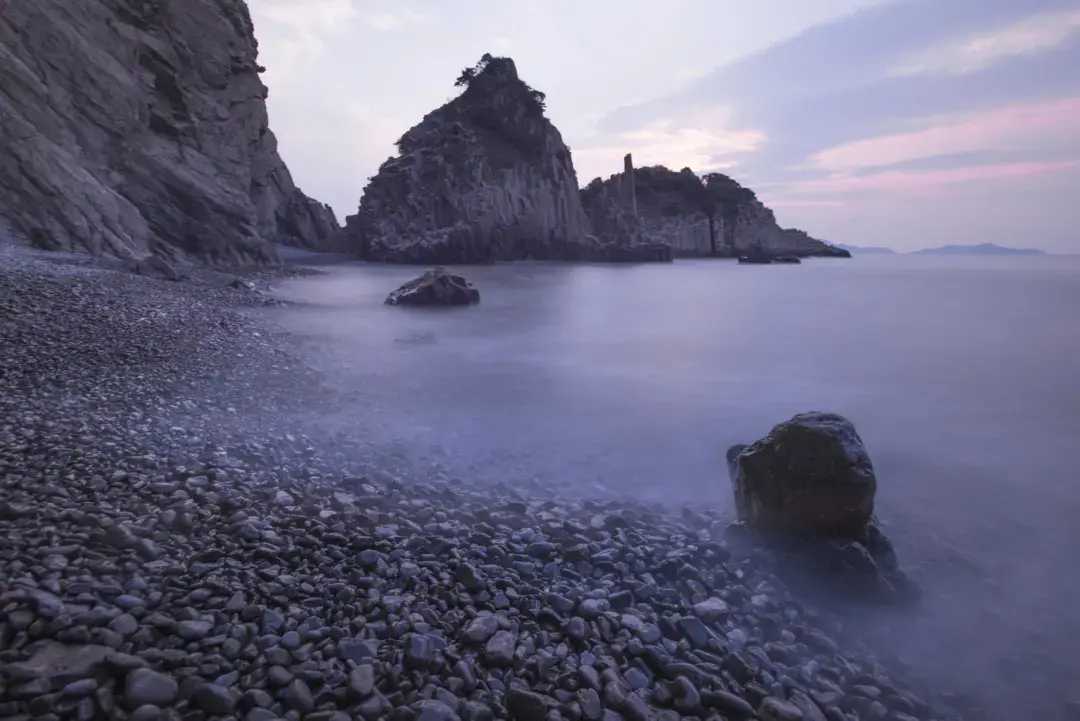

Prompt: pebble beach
[{"left": 0, "top": 247, "right": 959, "bottom": 721}]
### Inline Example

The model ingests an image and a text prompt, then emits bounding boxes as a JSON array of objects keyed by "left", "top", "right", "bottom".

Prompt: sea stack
[
  {"left": 582, "top": 165, "right": 849, "bottom": 258},
  {"left": 0, "top": 0, "right": 338, "bottom": 267},
  {"left": 341, "top": 54, "right": 670, "bottom": 264}
]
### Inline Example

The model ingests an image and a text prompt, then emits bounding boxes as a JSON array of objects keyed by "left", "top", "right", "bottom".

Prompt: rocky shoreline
[{"left": 1, "top": 248, "right": 959, "bottom": 721}]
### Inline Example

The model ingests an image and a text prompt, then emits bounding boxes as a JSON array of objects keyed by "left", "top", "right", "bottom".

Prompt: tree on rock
[
  {"left": 454, "top": 67, "right": 476, "bottom": 87},
  {"left": 455, "top": 53, "right": 495, "bottom": 87},
  {"left": 526, "top": 87, "right": 547, "bottom": 112}
]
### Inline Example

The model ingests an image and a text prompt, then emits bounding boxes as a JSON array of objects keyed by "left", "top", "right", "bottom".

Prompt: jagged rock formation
[
  {"left": 0, "top": 0, "right": 338, "bottom": 267},
  {"left": 341, "top": 55, "right": 669, "bottom": 264},
  {"left": 582, "top": 165, "right": 849, "bottom": 258}
]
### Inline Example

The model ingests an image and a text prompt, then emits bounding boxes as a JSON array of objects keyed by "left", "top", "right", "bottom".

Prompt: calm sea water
[{"left": 268, "top": 254, "right": 1080, "bottom": 720}]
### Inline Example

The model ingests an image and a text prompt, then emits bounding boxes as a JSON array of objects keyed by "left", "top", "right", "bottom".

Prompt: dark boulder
[
  {"left": 385, "top": 267, "right": 480, "bottom": 307},
  {"left": 725, "top": 412, "right": 918, "bottom": 604},
  {"left": 727, "top": 412, "right": 876, "bottom": 536}
]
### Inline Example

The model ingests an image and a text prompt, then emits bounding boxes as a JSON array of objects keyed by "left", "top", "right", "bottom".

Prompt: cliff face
[
  {"left": 343, "top": 56, "right": 669, "bottom": 264},
  {"left": 0, "top": 0, "right": 338, "bottom": 266},
  {"left": 582, "top": 165, "right": 849, "bottom": 258}
]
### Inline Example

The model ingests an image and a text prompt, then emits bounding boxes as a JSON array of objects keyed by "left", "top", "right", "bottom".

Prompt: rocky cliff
[
  {"left": 0, "top": 0, "right": 338, "bottom": 267},
  {"left": 341, "top": 55, "right": 669, "bottom": 264},
  {"left": 581, "top": 164, "right": 849, "bottom": 258}
]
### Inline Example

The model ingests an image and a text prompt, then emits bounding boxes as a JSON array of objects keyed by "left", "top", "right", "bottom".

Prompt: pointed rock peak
[
  {"left": 455, "top": 54, "right": 520, "bottom": 88},
  {"left": 340, "top": 52, "right": 669, "bottom": 264},
  {"left": 476, "top": 55, "right": 519, "bottom": 83},
  {"left": 454, "top": 54, "right": 546, "bottom": 116}
]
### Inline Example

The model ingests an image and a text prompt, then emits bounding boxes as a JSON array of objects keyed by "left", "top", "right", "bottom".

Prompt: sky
[{"left": 249, "top": 0, "right": 1080, "bottom": 253}]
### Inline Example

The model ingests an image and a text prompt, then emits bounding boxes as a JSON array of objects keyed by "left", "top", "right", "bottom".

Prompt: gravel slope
[{"left": 0, "top": 247, "right": 958, "bottom": 721}]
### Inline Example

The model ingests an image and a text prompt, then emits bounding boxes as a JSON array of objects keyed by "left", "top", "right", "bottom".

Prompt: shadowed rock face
[
  {"left": 582, "top": 166, "right": 850, "bottom": 258},
  {"left": 342, "top": 56, "right": 669, "bottom": 264},
  {"left": 0, "top": 0, "right": 338, "bottom": 266}
]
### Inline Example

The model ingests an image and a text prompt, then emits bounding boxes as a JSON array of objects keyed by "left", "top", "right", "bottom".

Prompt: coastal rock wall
[
  {"left": 344, "top": 56, "right": 668, "bottom": 264},
  {"left": 0, "top": 0, "right": 338, "bottom": 266},
  {"left": 583, "top": 165, "right": 848, "bottom": 258}
]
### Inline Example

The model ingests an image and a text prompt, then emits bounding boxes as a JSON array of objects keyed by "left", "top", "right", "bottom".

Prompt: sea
[{"left": 268, "top": 253, "right": 1080, "bottom": 721}]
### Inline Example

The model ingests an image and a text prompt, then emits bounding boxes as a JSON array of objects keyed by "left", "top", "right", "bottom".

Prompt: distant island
[
  {"left": 912, "top": 243, "right": 1047, "bottom": 256},
  {"left": 835, "top": 243, "right": 897, "bottom": 255}
]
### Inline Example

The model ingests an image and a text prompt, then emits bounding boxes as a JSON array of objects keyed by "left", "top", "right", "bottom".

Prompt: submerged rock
[
  {"left": 385, "top": 268, "right": 480, "bottom": 307},
  {"left": 341, "top": 55, "right": 670, "bottom": 264},
  {"left": 726, "top": 412, "right": 917, "bottom": 603},
  {"left": 0, "top": 0, "right": 338, "bottom": 266}
]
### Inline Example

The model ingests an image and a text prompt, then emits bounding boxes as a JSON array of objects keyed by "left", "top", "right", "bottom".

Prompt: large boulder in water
[
  {"left": 385, "top": 267, "right": 480, "bottom": 307},
  {"left": 725, "top": 412, "right": 918, "bottom": 604},
  {"left": 726, "top": 412, "right": 876, "bottom": 536}
]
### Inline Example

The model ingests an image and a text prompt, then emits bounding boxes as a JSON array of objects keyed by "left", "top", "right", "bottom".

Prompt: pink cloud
[
  {"left": 760, "top": 199, "right": 847, "bottom": 208},
  {"left": 788, "top": 160, "right": 1079, "bottom": 195},
  {"left": 809, "top": 97, "right": 1080, "bottom": 173},
  {"left": 573, "top": 106, "right": 766, "bottom": 183}
]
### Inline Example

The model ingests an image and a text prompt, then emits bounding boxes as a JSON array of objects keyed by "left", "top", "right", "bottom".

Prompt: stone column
[{"left": 623, "top": 153, "right": 637, "bottom": 217}]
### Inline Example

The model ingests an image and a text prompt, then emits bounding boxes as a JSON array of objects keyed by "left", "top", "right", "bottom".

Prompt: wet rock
[
  {"left": 691, "top": 598, "right": 729, "bottom": 619},
  {"left": 406, "top": 633, "right": 442, "bottom": 668},
  {"left": 125, "top": 668, "right": 179, "bottom": 709},
  {"left": 727, "top": 412, "right": 876, "bottom": 535},
  {"left": 484, "top": 630, "right": 516, "bottom": 666},
  {"left": 418, "top": 699, "right": 460, "bottom": 721},
  {"left": 177, "top": 620, "right": 213, "bottom": 641},
  {"left": 385, "top": 268, "right": 480, "bottom": 307},
  {"left": 702, "top": 689, "right": 754, "bottom": 718},
  {"left": 506, "top": 689, "right": 548, "bottom": 721},
  {"left": 348, "top": 665, "right": 376, "bottom": 698},
  {"left": 725, "top": 412, "right": 918, "bottom": 604},
  {"left": 2, "top": 642, "right": 109, "bottom": 686},
  {"left": 191, "top": 683, "right": 237, "bottom": 715},
  {"left": 760, "top": 697, "right": 805, "bottom": 721},
  {"left": 282, "top": 679, "right": 314, "bottom": 713},
  {"left": 464, "top": 615, "right": 500, "bottom": 643},
  {"left": 456, "top": 563, "right": 487, "bottom": 591}
]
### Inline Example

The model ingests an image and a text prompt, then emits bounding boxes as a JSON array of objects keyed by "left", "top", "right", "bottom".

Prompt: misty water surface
[{"left": 268, "top": 254, "right": 1080, "bottom": 720}]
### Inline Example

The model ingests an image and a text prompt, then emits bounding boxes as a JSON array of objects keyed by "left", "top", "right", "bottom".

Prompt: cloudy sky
[{"left": 249, "top": 0, "right": 1080, "bottom": 252}]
